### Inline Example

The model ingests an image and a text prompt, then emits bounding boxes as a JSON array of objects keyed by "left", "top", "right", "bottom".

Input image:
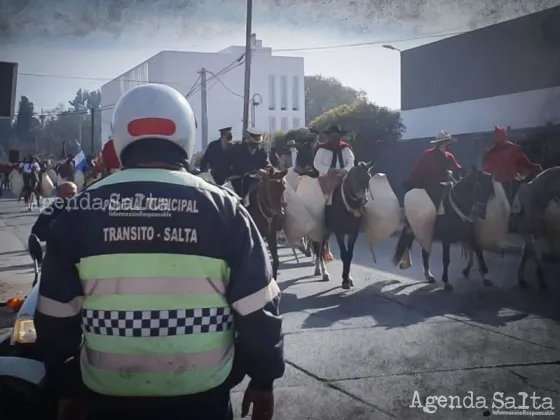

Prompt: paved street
[{"left": 1, "top": 194, "right": 559, "bottom": 419}]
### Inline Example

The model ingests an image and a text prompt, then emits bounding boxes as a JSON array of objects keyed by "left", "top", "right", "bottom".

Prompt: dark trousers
[
  {"left": 405, "top": 184, "right": 445, "bottom": 210},
  {"left": 87, "top": 390, "right": 233, "bottom": 420}
]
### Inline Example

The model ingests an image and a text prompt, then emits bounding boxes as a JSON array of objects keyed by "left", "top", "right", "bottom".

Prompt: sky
[{"left": 1, "top": 0, "right": 558, "bottom": 113}]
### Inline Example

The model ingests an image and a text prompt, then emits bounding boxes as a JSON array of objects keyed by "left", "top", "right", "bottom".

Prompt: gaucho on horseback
[
  {"left": 228, "top": 128, "right": 271, "bottom": 206},
  {"left": 482, "top": 126, "right": 541, "bottom": 206},
  {"left": 313, "top": 124, "right": 355, "bottom": 205},
  {"left": 19, "top": 156, "right": 41, "bottom": 208},
  {"left": 404, "top": 131, "right": 464, "bottom": 215}
]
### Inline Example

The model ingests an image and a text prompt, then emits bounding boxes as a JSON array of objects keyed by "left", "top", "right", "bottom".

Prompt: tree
[
  {"left": 310, "top": 101, "right": 404, "bottom": 162},
  {"left": 305, "top": 75, "right": 367, "bottom": 124},
  {"left": 13, "top": 96, "right": 40, "bottom": 145},
  {"left": 68, "top": 89, "right": 101, "bottom": 112}
]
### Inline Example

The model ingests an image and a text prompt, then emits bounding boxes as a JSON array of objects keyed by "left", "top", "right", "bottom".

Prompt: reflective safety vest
[{"left": 76, "top": 170, "right": 235, "bottom": 397}]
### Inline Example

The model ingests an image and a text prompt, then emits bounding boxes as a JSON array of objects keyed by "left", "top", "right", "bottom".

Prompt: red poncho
[{"left": 406, "top": 147, "right": 462, "bottom": 189}]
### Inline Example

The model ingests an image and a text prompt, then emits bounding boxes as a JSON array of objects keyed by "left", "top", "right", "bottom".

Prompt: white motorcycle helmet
[{"left": 111, "top": 83, "right": 196, "bottom": 166}]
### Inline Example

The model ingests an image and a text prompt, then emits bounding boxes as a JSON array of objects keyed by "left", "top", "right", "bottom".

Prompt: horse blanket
[
  {"left": 474, "top": 182, "right": 510, "bottom": 248},
  {"left": 364, "top": 173, "right": 401, "bottom": 251}
]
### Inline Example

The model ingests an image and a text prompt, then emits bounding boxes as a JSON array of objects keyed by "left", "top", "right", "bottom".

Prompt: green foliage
[
  {"left": 272, "top": 128, "right": 317, "bottom": 151},
  {"left": 305, "top": 75, "right": 367, "bottom": 125},
  {"left": 310, "top": 101, "right": 404, "bottom": 161},
  {"left": 2, "top": 88, "right": 104, "bottom": 159}
]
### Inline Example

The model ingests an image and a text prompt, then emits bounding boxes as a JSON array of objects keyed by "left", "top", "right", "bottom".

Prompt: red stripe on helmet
[{"left": 127, "top": 118, "right": 176, "bottom": 137}]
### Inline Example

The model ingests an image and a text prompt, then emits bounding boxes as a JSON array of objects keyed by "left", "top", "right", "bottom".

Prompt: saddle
[{"left": 318, "top": 172, "right": 344, "bottom": 205}]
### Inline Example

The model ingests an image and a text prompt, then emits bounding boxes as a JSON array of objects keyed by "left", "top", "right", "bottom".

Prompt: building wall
[
  {"left": 101, "top": 43, "right": 305, "bottom": 153},
  {"left": 402, "top": 86, "right": 560, "bottom": 139},
  {"left": 401, "top": 6, "right": 560, "bottom": 111},
  {"left": 400, "top": 6, "right": 560, "bottom": 140}
]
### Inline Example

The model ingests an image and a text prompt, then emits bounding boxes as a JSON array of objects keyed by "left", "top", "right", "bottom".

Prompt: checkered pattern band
[{"left": 82, "top": 307, "right": 233, "bottom": 337}]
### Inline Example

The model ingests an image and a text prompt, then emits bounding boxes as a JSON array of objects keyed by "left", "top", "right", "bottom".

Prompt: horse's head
[
  {"left": 347, "top": 161, "right": 374, "bottom": 194},
  {"left": 455, "top": 168, "right": 495, "bottom": 220},
  {"left": 259, "top": 167, "right": 288, "bottom": 217}
]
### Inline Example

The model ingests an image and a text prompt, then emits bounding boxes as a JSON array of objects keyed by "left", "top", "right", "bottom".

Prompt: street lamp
[
  {"left": 250, "top": 93, "right": 262, "bottom": 128},
  {"left": 382, "top": 44, "right": 401, "bottom": 52}
]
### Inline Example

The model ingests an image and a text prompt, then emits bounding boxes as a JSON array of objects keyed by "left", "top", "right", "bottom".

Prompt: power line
[
  {"left": 272, "top": 28, "right": 467, "bottom": 52},
  {"left": 205, "top": 70, "right": 243, "bottom": 98}
]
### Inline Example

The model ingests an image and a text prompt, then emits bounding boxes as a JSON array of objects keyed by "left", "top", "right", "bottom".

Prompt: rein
[
  {"left": 340, "top": 174, "right": 367, "bottom": 218},
  {"left": 448, "top": 175, "right": 484, "bottom": 223}
]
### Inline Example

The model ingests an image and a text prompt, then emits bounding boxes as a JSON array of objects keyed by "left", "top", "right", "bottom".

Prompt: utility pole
[
  {"left": 241, "top": 0, "right": 253, "bottom": 138},
  {"left": 90, "top": 108, "right": 95, "bottom": 155},
  {"left": 199, "top": 68, "right": 209, "bottom": 150}
]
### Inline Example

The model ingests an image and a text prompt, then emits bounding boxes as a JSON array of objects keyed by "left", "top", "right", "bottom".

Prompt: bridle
[
  {"left": 256, "top": 175, "right": 286, "bottom": 229},
  {"left": 448, "top": 173, "right": 487, "bottom": 222},
  {"left": 341, "top": 169, "right": 368, "bottom": 218}
]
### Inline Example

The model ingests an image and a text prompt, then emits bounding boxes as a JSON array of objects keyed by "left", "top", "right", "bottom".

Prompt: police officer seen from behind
[
  {"left": 199, "top": 126, "right": 234, "bottom": 185},
  {"left": 34, "top": 83, "right": 285, "bottom": 420}
]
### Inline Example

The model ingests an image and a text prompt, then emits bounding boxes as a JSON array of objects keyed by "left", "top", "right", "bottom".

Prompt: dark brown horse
[
  {"left": 243, "top": 167, "right": 288, "bottom": 280},
  {"left": 313, "top": 162, "right": 374, "bottom": 289},
  {"left": 22, "top": 170, "right": 41, "bottom": 210}
]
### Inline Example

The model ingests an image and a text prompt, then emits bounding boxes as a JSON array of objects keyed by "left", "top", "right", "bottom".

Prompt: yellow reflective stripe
[
  {"left": 82, "top": 277, "right": 226, "bottom": 296},
  {"left": 83, "top": 346, "right": 233, "bottom": 373},
  {"left": 231, "top": 280, "right": 280, "bottom": 316},
  {"left": 36, "top": 295, "right": 83, "bottom": 317}
]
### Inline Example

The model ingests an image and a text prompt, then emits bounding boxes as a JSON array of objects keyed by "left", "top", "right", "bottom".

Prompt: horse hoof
[
  {"left": 443, "top": 283, "right": 453, "bottom": 291},
  {"left": 322, "top": 274, "right": 330, "bottom": 282},
  {"left": 341, "top": 281, "right": 350, "bottom": 290},
  {"left": 462, "top": 268, "right": 471, "bottom": 278},
  {"left": 348, "top": 278, "right": 354, "bottom": 287},
  {"left": 425, "top": 275, "right": 436, "bottom": 283},
  {"left": 314, "top": 268, "right": 321, "bottom": 276},
  {"left": 482, "top": 279, "right": 493, "bottom": 287}
]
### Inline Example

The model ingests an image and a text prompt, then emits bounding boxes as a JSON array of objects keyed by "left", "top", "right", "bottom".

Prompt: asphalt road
[{"left": 0, "top": 193, "right": 559, "bottom": 419}]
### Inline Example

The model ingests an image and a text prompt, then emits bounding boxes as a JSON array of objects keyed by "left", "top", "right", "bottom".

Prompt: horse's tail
[{"left": 392, "top": 225, "right": 415, "bottom": 266}]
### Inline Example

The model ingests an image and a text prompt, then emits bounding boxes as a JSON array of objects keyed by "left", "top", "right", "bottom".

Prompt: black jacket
[{"left": 34, "top": 168, "right": 284, "bottom": 402}]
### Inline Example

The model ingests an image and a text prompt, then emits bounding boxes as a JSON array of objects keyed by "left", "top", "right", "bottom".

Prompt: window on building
[
  {"left": 292, "top": 117, "right": 301, "bottom": 129},
  {"left": 292, "top": 76, "right": 299, "bottom": 111},
  {"left": 281, "top": 117, "right": 288, "bottom": 130},
  {"left": 269, "top": 116, "right": 276, "bottom": 132},
  {"left": 268, "top": 75, "right": 276, "bottom": 110},
  {"left": 280, "top": 75, "right": 288, "bottom": 110}
]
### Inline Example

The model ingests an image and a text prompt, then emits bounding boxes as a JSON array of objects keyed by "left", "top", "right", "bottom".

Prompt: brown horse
[{"left": 243, "top": 167, "right": 288, "bottom": 280}]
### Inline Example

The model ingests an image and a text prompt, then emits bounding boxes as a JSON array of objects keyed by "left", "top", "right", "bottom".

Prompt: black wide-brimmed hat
[
  {"left": 219, "top": 127, "right": 232, "bottom": 134},
  {"left": 323, "top": 125, "right": 346, "bottom": 135}
]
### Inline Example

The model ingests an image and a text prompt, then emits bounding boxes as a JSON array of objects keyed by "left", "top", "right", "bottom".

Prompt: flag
[{"left": 73, "top": 151, "right": 87, "bottom": 172}]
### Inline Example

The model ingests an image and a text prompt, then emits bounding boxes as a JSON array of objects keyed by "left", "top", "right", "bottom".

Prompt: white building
[{"left": 101, "top": 37, "right": 306, "bottom": 153}]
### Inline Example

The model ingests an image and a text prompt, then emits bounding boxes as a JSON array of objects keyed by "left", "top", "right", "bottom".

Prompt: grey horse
[{"left": 515, "top": 166, "right": 560, "bottom": 290}]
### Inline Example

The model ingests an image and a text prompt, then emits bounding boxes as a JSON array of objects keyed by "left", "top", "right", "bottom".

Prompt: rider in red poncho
[
  {"left": 404, "top": 131, "right": 463, "bottom": 214},
  {"left": 482, "top": 126, "right": 541, "bottom": 204}
]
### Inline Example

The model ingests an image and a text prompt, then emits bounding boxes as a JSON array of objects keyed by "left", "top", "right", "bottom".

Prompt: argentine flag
[{"left": 73, "top": 151, "right": 87, "bottom": 172}]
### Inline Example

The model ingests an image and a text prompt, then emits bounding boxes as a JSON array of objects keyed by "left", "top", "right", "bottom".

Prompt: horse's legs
[
  {"left": 313, "top": 241, "right": 322, "bottom": 276},
  {"left": 517, "top": 234, "right": 546, "bottom": 290},
  {"left": 344, "top": 232, "right": 359, "bottom": 288},
  {"left": 471, "top": 243, "right": 492, "bottom": 287},
  {"left": 517, "top": 238, "right": 531, "bottom": 289},
  {"left": 335, "top": 233, "right": 351, "bottom": 289},
  {"left": 268, "top": 230, "right": 280, "bottom": 281},
  {"left": 441, "top": 241, "right": 453, "bottom": 291},
  {"left": 421, "top": 249, "right": 436, "bottom": 283},
  {"left": 462, "top": 244, "right": 474, "bottom": 278}
]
